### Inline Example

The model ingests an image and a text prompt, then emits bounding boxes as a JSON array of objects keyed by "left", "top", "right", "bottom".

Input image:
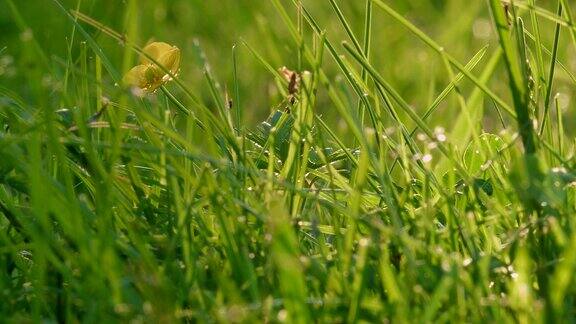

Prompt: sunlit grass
[{"left": 0, "top": 0, "right": 575, "bottom": 322}]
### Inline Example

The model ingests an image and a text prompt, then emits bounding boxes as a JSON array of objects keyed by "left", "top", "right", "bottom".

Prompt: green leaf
[{"left": 463, "top": 133, "right": 507, "bottom": 175}]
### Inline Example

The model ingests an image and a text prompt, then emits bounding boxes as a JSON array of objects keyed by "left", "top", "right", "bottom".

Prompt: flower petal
[
  {"left": 157, "top": 46, "right": 181, "bottom": 77},
  {"left": 140, "top": 42, "right": 175, "bottom": 65},
  {"left": 123, "top": 64, "right": 150, "bottom": 89}
]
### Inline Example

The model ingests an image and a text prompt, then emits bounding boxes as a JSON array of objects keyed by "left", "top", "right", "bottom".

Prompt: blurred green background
[{"left": 1, "top": 0, "right": 574, "bottom": 134}]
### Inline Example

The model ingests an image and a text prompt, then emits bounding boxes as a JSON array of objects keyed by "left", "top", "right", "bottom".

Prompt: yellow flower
[{"left": 124, "top": 42, "right": 181, "bottom": 93}]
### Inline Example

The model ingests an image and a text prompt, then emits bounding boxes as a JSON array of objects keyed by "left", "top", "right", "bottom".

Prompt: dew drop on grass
[
  {"left": 554, "top": 181, "right": 561, "bottom": 188},
  {"left": 552, "top": 167, "right": 567, "bottom": 174},
  {"left": 441, "top": 260, "right": 450, "bottom": 272},
  {"left": 463, "top": 258, "right": 473, "bottom": 267},
  {"left": 481, "top": 160, "right": 492, "bottom": 171},
  {"left": 277, "top": 309, "right": 288, "bottom": 322},
  {"left": 358, "top": 238, "right": 370, "bottom": 247}
]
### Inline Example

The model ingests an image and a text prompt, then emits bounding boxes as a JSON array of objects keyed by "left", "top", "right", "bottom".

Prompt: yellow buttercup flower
[{"left": 124, "top": 42, "right": 181, "bottom": 93}]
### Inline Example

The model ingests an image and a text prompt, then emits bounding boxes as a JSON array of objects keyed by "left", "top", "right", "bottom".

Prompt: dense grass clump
[{"left": 1, "top": 0, "right": 576, "bottom": 322}]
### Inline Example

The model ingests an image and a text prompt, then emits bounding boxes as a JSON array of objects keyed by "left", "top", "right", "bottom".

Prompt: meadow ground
[{"left": 1, "top": 0, "right": 576, "bottom": 322}]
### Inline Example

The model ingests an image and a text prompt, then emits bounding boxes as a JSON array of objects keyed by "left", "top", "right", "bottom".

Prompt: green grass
[{"left": 1, "top": 0, "right": 575, "bottom": 322}]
